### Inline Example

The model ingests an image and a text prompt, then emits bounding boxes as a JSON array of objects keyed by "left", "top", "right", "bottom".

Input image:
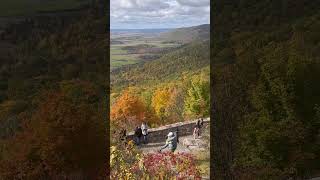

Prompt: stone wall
[{"left": 127, "top": 118, "right": 210, "bottom": 143}]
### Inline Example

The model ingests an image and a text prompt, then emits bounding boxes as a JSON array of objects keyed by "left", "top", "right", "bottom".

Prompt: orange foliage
[
  {"left": 0, "top": 81, "right": 106, "bottom": 179},
  {"left": 111, "top": 89, "right": 156, "bottom": 128}
]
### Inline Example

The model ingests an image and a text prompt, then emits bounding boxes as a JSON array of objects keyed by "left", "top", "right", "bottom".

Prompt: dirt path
[
  {"left": 136, "top": 134, "right": 210, "bottom": 179},
  {"left": 136, "top": 135, "right": 207, "bottom": 154}
]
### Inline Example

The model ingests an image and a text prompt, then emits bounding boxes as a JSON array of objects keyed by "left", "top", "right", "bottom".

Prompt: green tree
[{"left": 184, "top": 74, "right": 210, "bottom": 118}]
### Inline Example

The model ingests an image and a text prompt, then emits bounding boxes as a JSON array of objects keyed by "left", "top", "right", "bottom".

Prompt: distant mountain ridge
[
  {"left": 159, "top": 24, "right": 210, "bottom": 43},
  {"left": 111, "top": 29, "right": 171, "bottom": 34}
]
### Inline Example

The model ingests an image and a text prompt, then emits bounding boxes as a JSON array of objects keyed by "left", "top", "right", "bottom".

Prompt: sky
[{"left": 111, "top": 0, "right": 210, "bottom": 29}]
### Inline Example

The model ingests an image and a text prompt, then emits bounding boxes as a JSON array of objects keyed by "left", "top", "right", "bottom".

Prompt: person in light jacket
[
  {"left": 159, "top": 131, "right": 178, "bottom": 152},
  {"left": 141, "top": 122, "right": 149, "bottom": 144}
]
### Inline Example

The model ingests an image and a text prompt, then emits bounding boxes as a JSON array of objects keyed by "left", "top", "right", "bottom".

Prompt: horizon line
[{"left": 110, "top": 23, "right": 210, "bottom": 30}]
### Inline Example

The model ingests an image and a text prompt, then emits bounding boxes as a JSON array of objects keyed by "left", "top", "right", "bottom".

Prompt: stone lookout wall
[{"left": 127, "top": 118, "right": 210, "bottom": 143}]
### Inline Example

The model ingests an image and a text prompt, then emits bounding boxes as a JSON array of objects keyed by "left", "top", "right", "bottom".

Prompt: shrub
[
  {"left": 110, "top": 143, "right": 201, "bottom": 179},
  {"left": 141, "top": 152, "right": 201, "bottom": 179}
]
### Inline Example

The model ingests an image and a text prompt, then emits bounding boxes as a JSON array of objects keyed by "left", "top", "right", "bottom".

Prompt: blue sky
[{"left": 111, "top": 0, "right": 210, "bottom": 29}]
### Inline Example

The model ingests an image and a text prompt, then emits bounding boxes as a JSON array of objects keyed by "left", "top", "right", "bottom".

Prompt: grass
[
  {"left": 195, "top": 124, "right": 210, "bottom": 177},
  {"left": 0, "top": 0, "right": 90, "bottom": 16},
  {"left": 111, "top": 54, "right": 139, "bottom": 61},
  {"left": 110, "top": 44, "right": 140, "bottom": 69},
  {"left": 111, "top": 59, "right": 139, "bottom": 68},
  {"left": 110, "top": 48, "right": 127, "bottom": 55},
  {"left": 110, "top": 38, "right": 180, "bottom": 69},
  {"left": 195, "top": 151, "right": 210, "bottom": 177},
  {"left": 144, "top": 41, "right": 180, "bottom": 48}
]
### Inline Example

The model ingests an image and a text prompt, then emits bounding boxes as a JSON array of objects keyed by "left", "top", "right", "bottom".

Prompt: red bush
[{"left": 141, "top": 152, "right": 201, "bottom": 179}]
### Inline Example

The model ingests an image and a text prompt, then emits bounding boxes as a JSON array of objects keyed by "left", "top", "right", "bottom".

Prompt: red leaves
[{"left": 141, "top": 152, "right": 201, "bottom": 179}]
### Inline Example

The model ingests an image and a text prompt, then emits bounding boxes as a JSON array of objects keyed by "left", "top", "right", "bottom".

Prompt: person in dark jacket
[
  {"left": 119, "top": 129, "right": 126, "bottom": 140},
  {"left": 200, "top": 118, "right": 204, "bottom": 127},
  {"left": 176, "top": 127, "right": 179, "bottom": 143},
  {"left": 134, "top": 126, "right": 143, "bottom": 145},
  {"left": 119, "top": 129, "right": 127, "bottom": 144},
  {"left": 196, "top": 119, "right": 201, "bottom": 129},
  {"left": 196, "top": 118, "right": 204, "bottom": 137}
]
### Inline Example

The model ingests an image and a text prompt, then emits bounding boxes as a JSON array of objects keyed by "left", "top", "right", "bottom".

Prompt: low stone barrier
[{"left": 126, "top": 118, "right": 210, "bottom": 143}]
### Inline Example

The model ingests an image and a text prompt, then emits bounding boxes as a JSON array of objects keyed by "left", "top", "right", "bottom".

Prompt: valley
[
  {"left": 110, "top": 29, "right": 181, "bottom": 69},
  {"left": 110, "top": 25, "right": 210, "bottom": 105},
  {"left": 110, "top": 24, "right": 210, "bottom": 178}
]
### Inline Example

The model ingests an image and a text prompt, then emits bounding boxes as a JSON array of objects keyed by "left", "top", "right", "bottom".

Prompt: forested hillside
[
  {"left": 0, "top": 6, "right": 108, "bottom": 179},
  {"left": 0, "top": 0, "right": 92, "bottom": 16},
  {"left": 110, "top": 27, "right": 210, "bottom": 137},
  {"left": 212, "top": 1, "right": 320, "bottom": 179},
  {"left": 159, "top": 24, "right": 210, "bottom": 43},
  {"left": 111, "top": 40, "right": 210, "bottom": 91}
]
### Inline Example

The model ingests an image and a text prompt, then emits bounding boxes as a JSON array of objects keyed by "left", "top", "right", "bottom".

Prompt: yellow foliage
[
  {"left": 151, "top": 87, "right": 171, "bottom": 117},
  {"left": 151, "top": 85, "right": 184, "bottom": 124}
]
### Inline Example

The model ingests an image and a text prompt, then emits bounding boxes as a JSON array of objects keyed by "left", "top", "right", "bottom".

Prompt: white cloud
[
  {"left": 112, "top": 0, "right": 170, "bottom": 11},
  {"left": 111, "top": 0, "right": 210, "bottom": 29},
  {"left": 176, "top": 0, "right": 209, "bottom": 7}
]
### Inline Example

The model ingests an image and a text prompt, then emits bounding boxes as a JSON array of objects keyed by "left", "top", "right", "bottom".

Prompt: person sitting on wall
[{"left": 159, "top": 131, "right": 178, "bottom": 153}]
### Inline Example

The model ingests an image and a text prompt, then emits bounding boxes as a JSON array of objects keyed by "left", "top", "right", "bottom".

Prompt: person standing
[
  {"left": 193, "top": 124, "right": 199, "bottom": 139},
  {"left": 119, "top": 128, "right": 126, "bottom": 141},
  {"left": 141, "top": 122, "right": 149, "bottom": 144},
  {"left": 176, "top": 127, "right": 179, "bottom": 144},
  {"left": 197, "top": 118, "right": 204, "bottom": 137},
  {"left": 134, "top": 126, "right": 143, "bottom": 146},
  {"left": 196, "top": 119, "right": 201, "bottom": 129},
  {"left": 119, "top": 128, "right": 127, "bottom": 147}
]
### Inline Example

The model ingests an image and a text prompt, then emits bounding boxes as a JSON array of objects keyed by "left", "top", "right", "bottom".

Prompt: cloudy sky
[{"left": 111, "top": 0, "right": 210, "bottom": 29}]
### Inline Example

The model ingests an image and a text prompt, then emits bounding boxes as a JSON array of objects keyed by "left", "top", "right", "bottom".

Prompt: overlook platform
[{"left": 126, "top": 117, "right": 210, "bottom": 143}]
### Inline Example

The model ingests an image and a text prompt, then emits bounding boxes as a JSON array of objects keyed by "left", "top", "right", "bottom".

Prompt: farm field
[{"left": 110, "top": 33, "right": 181, "bottom": 69}]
